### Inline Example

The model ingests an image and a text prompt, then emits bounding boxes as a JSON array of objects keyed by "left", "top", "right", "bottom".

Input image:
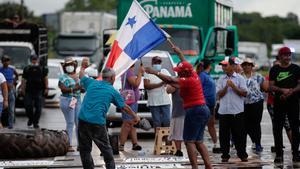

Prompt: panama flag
[{"left": 106, "top": 0, "right": 166, "bottom": 77}]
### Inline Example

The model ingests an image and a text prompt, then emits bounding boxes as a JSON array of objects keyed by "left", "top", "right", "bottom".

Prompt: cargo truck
[
  {"left": 117, "top": 0, "right": 238, "bottom": 78},
  {"left": 54, "top": 12, "right": 116, "bottom": 70},
  {"left": 0, "top": 19, "right": 48, "bottom": 107}
]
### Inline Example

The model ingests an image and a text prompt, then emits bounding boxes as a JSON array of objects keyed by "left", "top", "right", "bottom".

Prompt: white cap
[{"left": 85, "top": 67, "right": 98, "bottom": 78}]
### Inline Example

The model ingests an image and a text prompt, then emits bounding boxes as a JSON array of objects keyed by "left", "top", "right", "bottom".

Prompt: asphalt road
[{"left": 2, "top": 106, "right": 297, "bottom": 168}]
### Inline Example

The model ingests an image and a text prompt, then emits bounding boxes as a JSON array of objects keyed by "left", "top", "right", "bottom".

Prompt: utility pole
[{"left": 20, "top": 0, "right": 24, "bottom": 20}]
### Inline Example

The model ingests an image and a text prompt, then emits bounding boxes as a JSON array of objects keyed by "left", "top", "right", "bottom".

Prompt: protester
[
  {"left": 21, "top": 54, "right": 48, "bottom": 129},
  {"left": 144, "top": 56, "right": 171, "bottom": 131},
  {"left": 217, "top": 56, "right": 248, "bottom": 162},
  {"left": 59, "top": 57, "right": 83, "bottom": 152},
  {"left": 269, "top": 46, "right": 300, "bottom": 162},
  {"left": 265, "top": 59, "right": 292, "bottom": 152},
  {"left": 196, "top": 59, "right": 218, "bottom": 150},
  {"left": 145, "top": 45, "right": 212, "bottom": 169},
  {"left": 0, "top": 72, "right": 8, "bottom": 129},
  {"left": 0, "top": 55, "right": 18, "bottom": 129},
  {"left": 241, "top": 58, "right": 268, "bottom": 153},
  {"left": 78, "top": 64, "right": 140, "bottom": 169},
  {"left": 119, "top": 64, "right": 144, "bottom": 151},
  {"left": 166, "top": 85, "right": 185, "bottom": 157}
]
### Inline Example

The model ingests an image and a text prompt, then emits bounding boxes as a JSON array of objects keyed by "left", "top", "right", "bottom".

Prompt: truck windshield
[
  {"left": 0, "top": 46, "right": 31, "bottom": 70},
  {"left": 56, "top": 37, "right": 98, "bottom": 52},
  {"left": 154, "top": 28, "right": 200, "bottom": 56}
]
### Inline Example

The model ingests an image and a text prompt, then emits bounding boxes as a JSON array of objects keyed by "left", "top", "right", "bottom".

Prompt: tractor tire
[{"left": 0, "top": 128, "right": 69, "bottom": 159}]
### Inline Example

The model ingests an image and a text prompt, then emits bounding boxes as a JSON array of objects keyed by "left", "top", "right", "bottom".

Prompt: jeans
[
  {"left": 78, "top": 119, "right": 115, "bottom": 169},
  {"left": 8, "top": 89, "right": 15, "bottom": 128},
  {"left": 149, "top": 105, "right": 171, "bottom": 129},
  {"left": 24, "top": 92, "right": 43, "bottom": 126},
  {"left": 0, "top": 102, "right": 3, "bottom": 118},
  {"left": 60, "top": 96, "right": 81, "bottom": 146}
]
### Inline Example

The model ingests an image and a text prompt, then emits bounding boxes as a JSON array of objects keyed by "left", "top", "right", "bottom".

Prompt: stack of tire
[{"left": 0, "top": 129, "right": 69, "bottom": 159}]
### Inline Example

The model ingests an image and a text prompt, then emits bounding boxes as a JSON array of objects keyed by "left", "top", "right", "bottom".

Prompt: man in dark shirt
[
  {"left": 269, "top": 47, "right": 300, "bottom": 163},
  {"left": 21, "top": 54, "right": 48, "bottom": 128}
]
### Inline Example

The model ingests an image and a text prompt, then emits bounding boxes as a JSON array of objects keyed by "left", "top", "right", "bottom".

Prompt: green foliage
[
  {"left": 64, "top": 0, "right": 117, "bottom": 12},
  {"left": 233, "top": 12, "right": 300, "bottom": 50}
]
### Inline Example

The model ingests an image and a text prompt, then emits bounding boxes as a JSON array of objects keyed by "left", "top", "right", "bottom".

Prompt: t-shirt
[
  {"left": 22, "top": 65, "right": 48, "bottom": 94},
  {"left": 79, "top": 76, "right": 125, "bottom": 125},
  {"left": 121, "top": 70, "right": 140, "bottom": 103},
  {"left": 0, "top": 66, "right": 14, "bottom": 85},
  {"left": 144, "top": 69, "right": 171, "bottom": 106},
  {"left": 0, "top": 73, "right": 6, "bottom": 102},
  {"left": 178, "top": 71, "right": 206, "bottom": 109},
  {"left": 59, "top": 73, "right": 81, "bottom": 98},
  {"left": 269, "top": 64, "right": 300, "bottom": 101},
  {"left": 199, "top": 71, "right": 216, "bottom": 108}
]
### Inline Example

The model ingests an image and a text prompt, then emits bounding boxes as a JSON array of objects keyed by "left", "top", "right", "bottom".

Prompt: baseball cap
[
  {"left": 173, "top": 61, "right": 193, "bottom": 72},
  {"left": 278, "top": 47, "right": 291, "bottom": 56},
  {"left": 219, "top": 57, "right": 236, "bottom": 65}
]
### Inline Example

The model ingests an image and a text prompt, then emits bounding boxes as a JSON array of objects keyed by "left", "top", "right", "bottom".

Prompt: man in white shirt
[{"left": 144, "top": 56, "right": 171, "bottom": 131}]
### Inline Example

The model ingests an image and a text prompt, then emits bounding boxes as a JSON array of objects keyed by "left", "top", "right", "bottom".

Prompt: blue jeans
[
  {"left": 8, "top": 89, "right": 15, "bottom": 128},
  {"left": 0, "top": 102, "right": 3, "bottom": 119},
  {"left": 78, "top": 119, "right": 115, "bottom": 169},
  {"left": 60, "top": 96, "right": 81, "bottom": 146},
  {"left": 149, "top": 105, "right": 171, "bottom": 128}
]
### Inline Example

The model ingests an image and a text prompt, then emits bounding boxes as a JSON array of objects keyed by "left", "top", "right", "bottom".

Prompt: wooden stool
[{"left": 153, "top": 127, "right": 176, "bottom": 155}]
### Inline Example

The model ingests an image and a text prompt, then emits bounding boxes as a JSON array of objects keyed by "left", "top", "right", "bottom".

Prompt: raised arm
[
  {"left": 167, "top": 39, "right": 186, "bottom": 62},
  {"left": 145, "top": 67, "right": 180, "bottom": 88}
]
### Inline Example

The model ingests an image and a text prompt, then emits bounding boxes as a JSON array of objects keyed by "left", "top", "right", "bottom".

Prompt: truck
[
  {"left": 0, "top": 19, "right": 48, "bottom": 107},
  {"left": 117, "top": 0, "right": 238, "bottom": 78},
  {"left": 238, "top": 41, "right": 269, "bottom": 69},
  {"left": 54, "top": 12, "right": 116, "bottom": 70}
]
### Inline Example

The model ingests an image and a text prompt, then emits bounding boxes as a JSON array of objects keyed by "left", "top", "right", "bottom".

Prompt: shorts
[
  {"left": 183, "top": 105, "right": 210, "bottom": 141},
  {"left": 168, "top": 115, "right": 185, "bottom": 141},
  {"left": 122, "top": 103, "right": 138, "bottom": 121}
]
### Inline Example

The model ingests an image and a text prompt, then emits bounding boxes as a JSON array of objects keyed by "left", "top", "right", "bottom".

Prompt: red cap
[
  {"left": 278, "top": 47, "right": 291, "bottom": 55},
  {"left": 173, "top": 61, "right": 193, "bottom": 72}
]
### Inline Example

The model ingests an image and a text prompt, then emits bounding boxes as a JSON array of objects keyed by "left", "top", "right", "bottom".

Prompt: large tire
[{"left": 0, "top": 129, "right": 69, "bottom": 159}]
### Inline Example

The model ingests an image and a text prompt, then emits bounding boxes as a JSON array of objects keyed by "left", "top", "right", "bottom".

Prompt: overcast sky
[{"left": 1, "top": 0, "right": 299, "bottom": 18}]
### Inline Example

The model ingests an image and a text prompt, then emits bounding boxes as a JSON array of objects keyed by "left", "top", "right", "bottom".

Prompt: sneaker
[
  {"left": 33, "top": 124, "right": 39, "bottom": 129},
  {"left": 174, "top": 150, "right": 183, "bottom": 157},
  {"left": 255, "top": 144, "right": 263, "bottom": 153},
  {"left": 119, "top": 145, "right": 124, "bottom": 151},
  {"left": 241, "top": 158, "right": 248, "bottom": 162},
  {"left": 221, "top": 158, "right": 229, "bottom": 162},
  {"left": 27, "top": 120, "right": 32, "bottom": 127},
  {"left": 274, "top": 155, "right": 283, "bottom": 163},
  {"left": 132, "top": 144, "right": 142, "bottom": 151},
  {"left": 293, "top": 155, "right": 300, "bottom": 162}
]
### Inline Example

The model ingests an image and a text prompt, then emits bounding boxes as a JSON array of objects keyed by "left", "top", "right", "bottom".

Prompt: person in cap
[
  {"left": 0, "top": 55, "right": 19, "bottom": 129},
  {"left": 241, "top": 58, "right": 268, "bottom": 153},
  {"left": 196, "top": 59, "right": 219, "bottom": 152},
  {"left": 217, "top": 56, "right": 248, "bottom": 162},
  {"left": 145, "top": 46, "right": 212, "bottom": 169},
  {"left": 58, "top": 57, "right": 84, "bottom": 152},
  {"left": 144, "top": 56, "right": 171, "bottom": 131},
  {"left": 269, "top": 46, "right": 300, "bottom": 162},
  {"left": 21, "top": 54, "right": 48, "bottom": 129},
  {"left": 78, "top": 62, "right": 140, "bottom": 169},
  {"left": 119, "top": 63, "right": 144, "bottom": 151}
]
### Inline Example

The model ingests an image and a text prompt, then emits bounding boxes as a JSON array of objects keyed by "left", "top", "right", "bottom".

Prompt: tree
[
  {"left": 0, "top": 2, "right": 34, "bottom": 21},
  {"left": 64, "top": 0, "right": 117, "bottom": 12}
]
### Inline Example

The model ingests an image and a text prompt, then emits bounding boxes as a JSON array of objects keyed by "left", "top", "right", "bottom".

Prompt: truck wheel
[{"left": 0, "top": 129, "right": 69, "bottom": 159}]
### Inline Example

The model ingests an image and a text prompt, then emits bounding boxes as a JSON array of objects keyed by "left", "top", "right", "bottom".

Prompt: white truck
[
  {"left": 238, "top": 41, "right": 269, "bottom": 69},
  {"left": 54, "top": 12, "right": 116, "bottom": 70}
]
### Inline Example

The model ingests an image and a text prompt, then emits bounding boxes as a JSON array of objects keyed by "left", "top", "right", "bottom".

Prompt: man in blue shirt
[
  {"left": 0, "top": 55, "right": 19, "bottom": 129},
  {"left": 78, "top": 65, "right": 139, "bottom": 169}
]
